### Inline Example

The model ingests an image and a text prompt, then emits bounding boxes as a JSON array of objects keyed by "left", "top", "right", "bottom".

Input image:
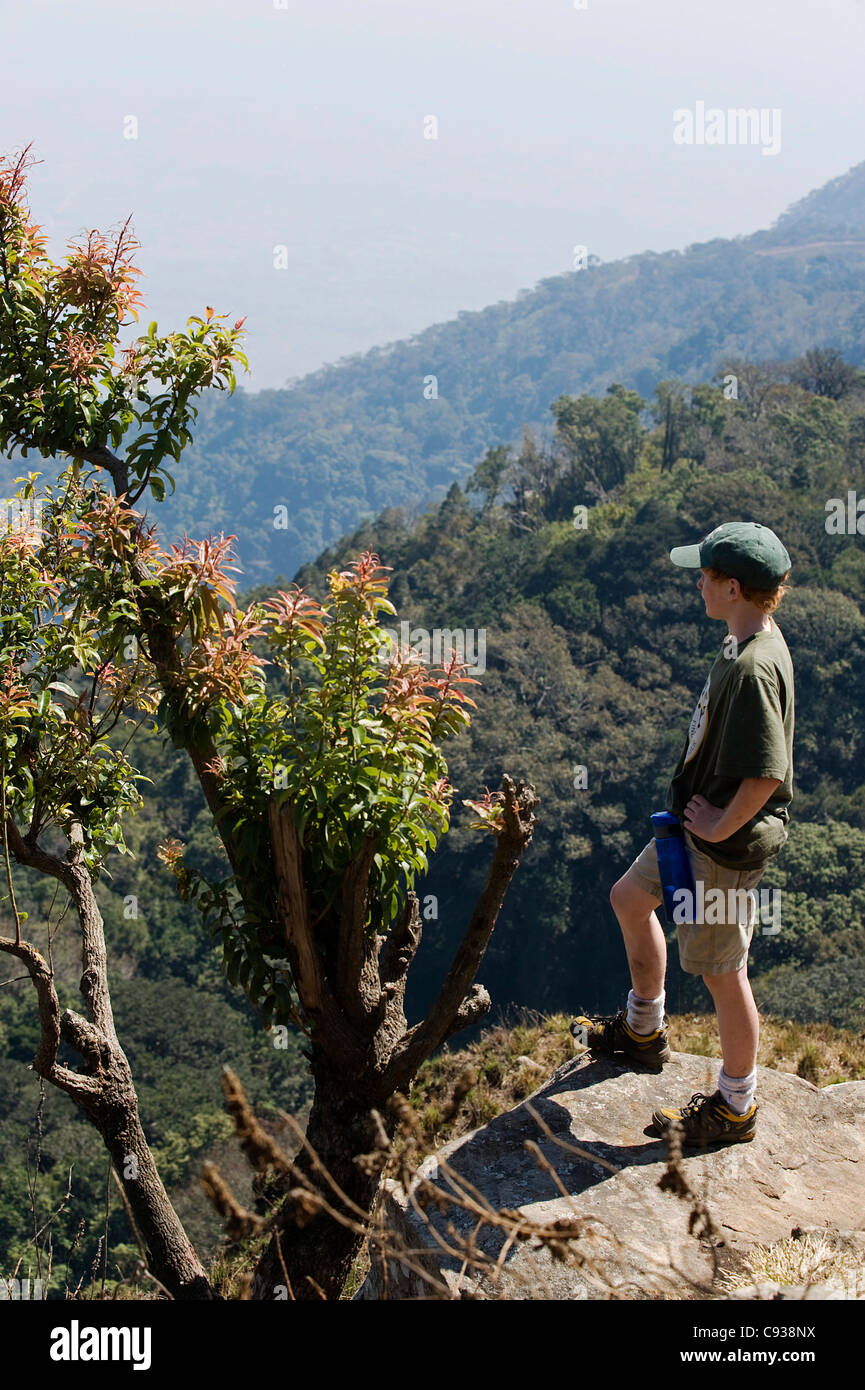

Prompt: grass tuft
[{"left": 405, "top": 1009, "right": 865, "bottom": 1162}]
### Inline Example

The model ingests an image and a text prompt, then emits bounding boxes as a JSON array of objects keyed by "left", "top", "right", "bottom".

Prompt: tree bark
[
  {"left": 2, "top": 819, "right": 217, "bottom": 1300},
  {"left": 68, "top": 1025, "right": 214, "bottom": 1299},
  {"left": 250, "top": 774, "right": 539, "bottom": 1300},
  {"left": 251, "top": 1060, "right": 386, "bottom": 1301}
]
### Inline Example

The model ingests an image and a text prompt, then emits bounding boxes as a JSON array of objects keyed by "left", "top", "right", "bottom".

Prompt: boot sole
[
  {"left": 569, "top": 1022, "right": 671, "bottom": 1069},
  {"left": 651, "top": 1119, "right": 757, "bottom": 1144}
]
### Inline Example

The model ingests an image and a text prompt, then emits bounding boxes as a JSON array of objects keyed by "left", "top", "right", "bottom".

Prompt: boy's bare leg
[
  {"left": 609, "top": 869, "right": 667, "bottom": 1000},
  {"left": 702, "top": 964, "right": 759, "bottom": 1077}
]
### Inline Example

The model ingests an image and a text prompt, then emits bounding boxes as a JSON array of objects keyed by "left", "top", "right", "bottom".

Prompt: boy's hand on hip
[
  {"left": 683, "top": 794, "right": 726, "bottom": 842},
  {"left": 684, "top": 777, "right": 781, "bottom": 843}
]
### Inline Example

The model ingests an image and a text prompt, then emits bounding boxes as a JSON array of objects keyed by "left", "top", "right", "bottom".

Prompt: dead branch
[
  {"left": 220, "top": 1066, "right": 291, "bottom": 1175},
  {"left": 200, "top": 1162, "right": 265, "bottom": 1242},
  {"left": 384, "top": 775, "right": 539, "bottom": 1090},
  {"left": 267, "top": 795, "right": 367, "bottom": 1068}
]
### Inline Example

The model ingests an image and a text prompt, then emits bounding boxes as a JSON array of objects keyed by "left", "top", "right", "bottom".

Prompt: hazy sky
[{"left": 3, "top": 0, "right": 865, "bottom": 390}]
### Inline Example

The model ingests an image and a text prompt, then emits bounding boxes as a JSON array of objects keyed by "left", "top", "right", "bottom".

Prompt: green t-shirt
[{"left": 666, "top": 619, "right": 795, "bottom": 869}]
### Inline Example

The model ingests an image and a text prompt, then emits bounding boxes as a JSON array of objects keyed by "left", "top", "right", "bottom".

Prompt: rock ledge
[{"left": 356, "top": 1051, "right": 865, "bottom": 1300}]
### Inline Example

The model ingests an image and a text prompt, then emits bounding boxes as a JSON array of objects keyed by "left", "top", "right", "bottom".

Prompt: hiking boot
[
  {"left": 650, "top": 1089, "right": 757, "bottom": 1146},
  {"left": 569, "top": 1008, "right": 671, "bottom": 1069}
]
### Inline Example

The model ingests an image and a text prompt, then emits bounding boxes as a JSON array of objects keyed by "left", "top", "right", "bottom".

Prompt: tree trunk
[
  {"left": 64, "top": 1013, "right": 216, "bottom": 1300},
  {"left": 2, "top": 821, "right": 217, "bottom": 1300},
  {"left": 247, "top": 776, "right": 539, "bottom": 1301},
  {"left": 252, "top": 1057, "right": 383, "bottom": 1301}
]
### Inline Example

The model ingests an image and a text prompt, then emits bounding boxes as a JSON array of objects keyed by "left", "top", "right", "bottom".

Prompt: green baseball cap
[{"left": 669, "top": 521, "right": 791, "bottom": 589}]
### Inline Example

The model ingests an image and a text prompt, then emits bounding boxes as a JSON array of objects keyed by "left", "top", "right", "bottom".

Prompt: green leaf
[{"left": 47, "top": 682, "right": 78, "bottom": 699}]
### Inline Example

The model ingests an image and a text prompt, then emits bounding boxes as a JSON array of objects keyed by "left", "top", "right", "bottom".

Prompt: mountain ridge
[{"left": 6, "top": 159, "right": 865, "bottom": 583}]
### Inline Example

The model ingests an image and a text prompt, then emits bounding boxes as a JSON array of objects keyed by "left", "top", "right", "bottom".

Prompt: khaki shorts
[{"left": 625, "top": 831, "right": 764, "bottom": 976}]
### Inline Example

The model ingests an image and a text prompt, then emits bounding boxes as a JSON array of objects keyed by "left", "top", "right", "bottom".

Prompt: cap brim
[{"left": 669, "top": 544, "right": 703, "bottom": 568}]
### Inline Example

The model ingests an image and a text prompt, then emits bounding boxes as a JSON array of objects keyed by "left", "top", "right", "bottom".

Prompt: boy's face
[{"left": 696, "top": 567, "right": 739, "bottom": 619}]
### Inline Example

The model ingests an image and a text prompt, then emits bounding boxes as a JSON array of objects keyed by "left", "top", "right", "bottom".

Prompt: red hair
[{"left": 705, "top": 566, "right": 791, "bottom": 614}]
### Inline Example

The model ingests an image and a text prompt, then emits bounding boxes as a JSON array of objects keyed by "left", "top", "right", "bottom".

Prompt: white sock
[
  {"left": 719, "top": 1066, "right": 757, "bottom": 1114},
  {"left": 626, "top": 988, "right": 665, "bottom": 1035}
]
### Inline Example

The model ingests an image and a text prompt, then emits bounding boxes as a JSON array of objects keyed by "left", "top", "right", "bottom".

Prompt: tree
[
  {"left": 549, "top": 384, "right": 644, "bottom": 502},
  {"left": 787, "top": 347, "right": 861, "bottom": 402},
  {"left": 652, "top": 381, "right": 692, "bottom": 471},
  {"left": 0, "top": 145, "right": 538, "bottom": 1300},
  {"left": 0, "top": 475, "right": 214, "bottom": 1299},
  {"left": 716, "top": 357, "right": 784, "bottom": 422},
  {"left": 504, "top": 427, "right": 557, "bottom": 533},
  {"left": 466, "top": 444, "right": 511, "bottom": 515}
]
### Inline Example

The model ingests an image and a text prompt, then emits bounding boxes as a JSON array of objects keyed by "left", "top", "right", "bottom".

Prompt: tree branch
[
  {"left": 0, "top": 935, "right": 103, "bottom": 1100},
  {"left": 64, "top": 440, "right": 245, "bottom": 884},
  {"left": 384, "top": 775, "right": 538, "bottom": 1091},
  {"left": 1, "top": 815, "right": 215, "bottom": 1297},
  {"left": 378, "top": 890, "right": 423, "bottom": 990},
  {"left": 267, "top": 795, "right": 366, "bottom": 1069},
  {"left": 268, "top": 794, "right": 322, "bottom": 1009},
  {"left": 372, "top": 892, "right": 423, "bottom": 1057},
  {"left": 4, "top": 816, "right": 118, "bottom": 1042},
  {"left": 78, "top": 442, "right": 129, "bottom": 496},
  {"left": 335, "top": 828, "right": 380, "bottom": 1023}
]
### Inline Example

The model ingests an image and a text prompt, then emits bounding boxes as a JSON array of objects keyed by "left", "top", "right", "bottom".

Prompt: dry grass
[
  {"left": 669, "top": 1012, "right": 865, "bottom": 1087},
  {"left": 718, "top": 1230, "right": 865, "bottom": 1298},
  {"left": 406, "top": 1009, "right": 865, "bottom": 1160},
  {"left": 406, "top": 1011, "right": 574, "bottom": 1156}
]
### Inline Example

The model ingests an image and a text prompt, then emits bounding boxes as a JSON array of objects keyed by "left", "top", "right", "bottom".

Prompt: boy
[{"left": 571, "top": 521, "right": 794, "bottom": 1145}]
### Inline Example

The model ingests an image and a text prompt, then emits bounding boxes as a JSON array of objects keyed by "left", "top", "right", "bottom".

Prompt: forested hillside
[
  {"left": 291, "top": 355, "right": 865, "bottom": 1030},
  {"left": 4, "top": 355, "right": 864, "bottom": 1290},
  {"left": 4, "top": 165, "right": 865, "bottom": 584}
]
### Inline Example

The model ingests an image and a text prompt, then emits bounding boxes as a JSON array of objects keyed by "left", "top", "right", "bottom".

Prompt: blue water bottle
[{"left": 651, "top": 812, "right": 696, "bottom": 924}]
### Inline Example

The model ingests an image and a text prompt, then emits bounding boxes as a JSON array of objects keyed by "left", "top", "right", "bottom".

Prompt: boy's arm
[{"left": 683, "top": 778, "right": 782, "bottom": 843}]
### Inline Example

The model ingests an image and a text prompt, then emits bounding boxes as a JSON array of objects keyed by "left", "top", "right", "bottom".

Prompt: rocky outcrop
[{"left": 356, "top": 1050, "right": 865, "bottom": 1299}]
